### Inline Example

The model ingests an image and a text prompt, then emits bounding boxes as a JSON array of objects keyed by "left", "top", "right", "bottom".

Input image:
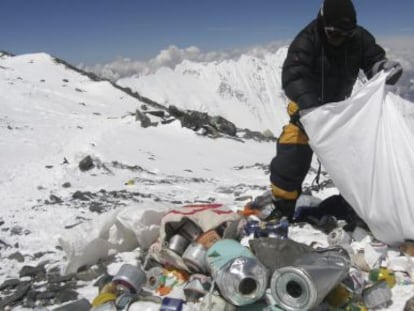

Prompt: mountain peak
[{"left": 118, "top": 48, "right": 289, "bottom": 136}]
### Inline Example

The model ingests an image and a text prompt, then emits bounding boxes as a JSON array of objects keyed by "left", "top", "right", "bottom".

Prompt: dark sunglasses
[{"left": 324, "top": 26, "right": 355, "bottom": 38}]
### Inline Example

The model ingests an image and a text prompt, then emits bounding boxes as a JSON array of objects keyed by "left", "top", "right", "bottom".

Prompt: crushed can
[
  {"left": 206, "top": 239, "right": 268, "bottom": 306},
  {"left": 267, "top": 217, "right": 289, "bottom": 239},
  {"left": 249, "top": 190, "right": 276, "bottom": 220},
  {"left": 183, "top": 274, "right": 212, "bottom": 302},
  {"left": 243, "top": 218, "right": 288, "bottom": 239},
  {"left": 145, "top": 266, "right": 165, "bottom": 291},
  {"left": 270, "top": 247, "right": 351, "bottom": 311},
  {"left": 115, "top": 292, "right": 136, "bottom": 311},
  {"left": 328, "top": 228, "right": 352, "bottom": 247},
  {"left": 362, "top": 280, "right": 392, "bottom": 309},
  {"left": 342, "top": 266, "right": 366, "bottom": 295}
]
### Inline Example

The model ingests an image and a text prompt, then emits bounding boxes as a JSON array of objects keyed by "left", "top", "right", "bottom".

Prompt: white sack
[
  {"left": 58, "top": 203, "right": 169, "bottom": 274},
  {"left": 301, "top": 72, "right": 414, "bottom": 245}
]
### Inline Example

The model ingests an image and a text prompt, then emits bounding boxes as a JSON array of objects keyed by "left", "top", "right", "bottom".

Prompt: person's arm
[
  {"left": 282, "top": 30, "right": 320, "bottom": 110},
  {"left": 361, "top": 28, "right": 402, "bottom": 85}
]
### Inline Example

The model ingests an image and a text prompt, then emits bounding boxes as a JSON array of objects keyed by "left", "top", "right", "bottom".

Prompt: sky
[{"left": 2, "top": 0, "right": 414, "bottom": 66}]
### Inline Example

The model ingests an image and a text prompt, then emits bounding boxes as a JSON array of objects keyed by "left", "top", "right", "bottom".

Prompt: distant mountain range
[
  {"left": 116, "top": 46, "right": 414, "bottom": 137},
  {"left": 118, "top": 48, "right": 290, "bottom": 137}
]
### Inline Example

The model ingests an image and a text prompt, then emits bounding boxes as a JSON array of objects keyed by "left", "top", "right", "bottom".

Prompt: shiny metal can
[
  {"left": 182, "top": 242, "right": 208, "bottom": 273},
  {"left": 112, "top": 264, "right": 146, "bottom": 294},
  {"left": 168, "top": 234, "right": 190, "bottom": 255}
]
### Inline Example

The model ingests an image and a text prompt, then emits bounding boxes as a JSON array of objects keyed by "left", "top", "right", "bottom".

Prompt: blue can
[
  {"left": 243, "top": 218, "right": 288, "bottom": 239},
  {"left": 160, "top": 297, "right": 185, "bottom": 311}
]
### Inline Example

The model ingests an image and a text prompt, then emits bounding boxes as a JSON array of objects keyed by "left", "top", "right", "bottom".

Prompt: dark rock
[
  {"left": 10, "top": 226, "right": 23, "bottom": 235},
  {"left": 210, "top": 116, "right": 237, "bottom": 136},
  {"left": 0, "top": 283, "right": 30, "bottom": 309},
  {"left": 0, "top": 278, "right": 21, "bottom": 290},
  {"left": 36, "top": 290, "right": 57, "bottom": 300},
  {"left": 52, "top": 298, "right": 91, "bottom": 311},
  {"left": 199, "top": 125, "right": 219, "bottom": 137},
  {"left": 62, "top": 182, "right": 71, "bottom": 188},
  {"left": 240, "top": 128, "right": 276, "bottom": 142},
  {"left": 48, "top": 273, "right": 75, "bottom": 284},
  {"left": 72, "top": 191, "right": 95, "bottom": 201},
  {"left": 76, "top": 269, "right": 102, "bottom": 282},
  {"left": 89, "top": 201, "right": 105, "bottom": 213},
  {"left": 54, "top": 289, "right": 79, "bottom": 303},
  {"left": 135, "top": 109, "right": 152, "bottom": 128},
  {"left": 25, "top": 289, "right": 40, "bottom": 305},
  {"left": 78, "top": 155, "right": 94, "bottom": 171},
  {"left": 8, "top": 251, "right": 25, "bottom": 262},
  {"left": 34, "top": 251, "right": 55, "bottom": 259},
  {"left": 19, "top": 264, "right": 46, "bottom": 279},
  {"left": 168, "top": 105, "right": 185, "bottom": 117},
  {"left": 47, "top": 280, "right": 77, "bottom": 292},
  {"left": 181, "top": 110, "right": 210, "bottom": 130},
  {"left": 146, "top": 110, "right": 165, "bottom": 118},
  {"left": 46, "top": 194, "right": 63, "bottom": 204},
  {"left": 0, "top": 238, "right": 12, "bottom": 248},
  {"left": 161, "top": 118, "right": 176, "bottom": 124}
]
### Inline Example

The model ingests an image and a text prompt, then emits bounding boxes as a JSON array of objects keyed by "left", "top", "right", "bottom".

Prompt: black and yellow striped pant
[{"left": 270, "top": 102, "right": 313, "bottom": 200}]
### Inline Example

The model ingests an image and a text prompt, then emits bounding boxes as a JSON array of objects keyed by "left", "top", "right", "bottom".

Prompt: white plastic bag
[
  {"left": 301, "top": 72, "right": 414, "bottom": 245},
  {"left": 58, "top": 202, "right": 169, "bottom": 274}
]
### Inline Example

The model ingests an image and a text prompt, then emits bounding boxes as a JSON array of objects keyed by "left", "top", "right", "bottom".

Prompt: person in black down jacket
[{"left": 267, "top": 0, "right": 403, "bottom": 220}]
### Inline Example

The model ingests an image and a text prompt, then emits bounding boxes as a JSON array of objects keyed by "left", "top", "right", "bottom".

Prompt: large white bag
[{"left": 301, "top": 72, "right": 414, "bottom": 245}]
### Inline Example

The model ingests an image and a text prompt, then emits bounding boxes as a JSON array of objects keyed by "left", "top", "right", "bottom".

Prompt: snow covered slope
[
  {"left": 0, "top": 52, "right": 275, "bottom": 284},
  {"left": 118, "top": 48, "right": 289, "bottom": 137}
]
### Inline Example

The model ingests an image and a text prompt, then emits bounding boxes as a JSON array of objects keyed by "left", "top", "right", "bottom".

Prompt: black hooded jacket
[{"left": 282, "top": 13, "right": 386, "bottom": 110}]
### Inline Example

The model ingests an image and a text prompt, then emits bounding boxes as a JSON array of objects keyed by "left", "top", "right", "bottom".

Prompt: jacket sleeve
[
  {"left": 282, "top": 30, "right": 320, "bottom": 110},
  {"left": 359, "top": 28, "right": 386, "bottom": 79}
]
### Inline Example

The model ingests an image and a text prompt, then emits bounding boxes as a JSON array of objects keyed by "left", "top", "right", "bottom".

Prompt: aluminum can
[{"left": 112, "top": 264, "right": 146, "bottom": 294}]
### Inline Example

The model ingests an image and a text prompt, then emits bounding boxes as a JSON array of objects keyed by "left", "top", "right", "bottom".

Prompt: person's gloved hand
[{"left": 371, "top": 59, "right": 403, "bottom": 85}]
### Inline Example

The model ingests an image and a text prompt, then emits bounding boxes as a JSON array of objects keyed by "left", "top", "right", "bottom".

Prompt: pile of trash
[{"left": 21, "top": 195, "right": 414, "bottom": 310}]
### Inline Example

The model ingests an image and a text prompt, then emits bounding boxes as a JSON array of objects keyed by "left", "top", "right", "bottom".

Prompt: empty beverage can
[
  {"left": 206, "top": 239, "right": 268, "bottom": 306},
  {"left": 112, "top": 264, "right": 146, "bottom": 294},
  {"left": 168, "top": 234, "right": 190, "bottom": 255}
]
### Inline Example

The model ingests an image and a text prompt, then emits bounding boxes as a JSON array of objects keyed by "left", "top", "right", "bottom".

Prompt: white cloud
[
  {"left": 80, "top": 37, "right": 414, "bottom": 82},
  {"left": 79, "top": 41, "right": 288, "bottom": 81}
]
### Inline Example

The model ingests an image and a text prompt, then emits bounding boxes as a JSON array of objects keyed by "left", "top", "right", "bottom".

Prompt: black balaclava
[{"left": 321, "top": 0, "right": 357, "bottom": 31}]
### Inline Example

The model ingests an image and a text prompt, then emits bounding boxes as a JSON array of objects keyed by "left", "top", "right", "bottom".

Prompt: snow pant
[{"left": 270, "top": 102, "right": 313, "bottom": 200}]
